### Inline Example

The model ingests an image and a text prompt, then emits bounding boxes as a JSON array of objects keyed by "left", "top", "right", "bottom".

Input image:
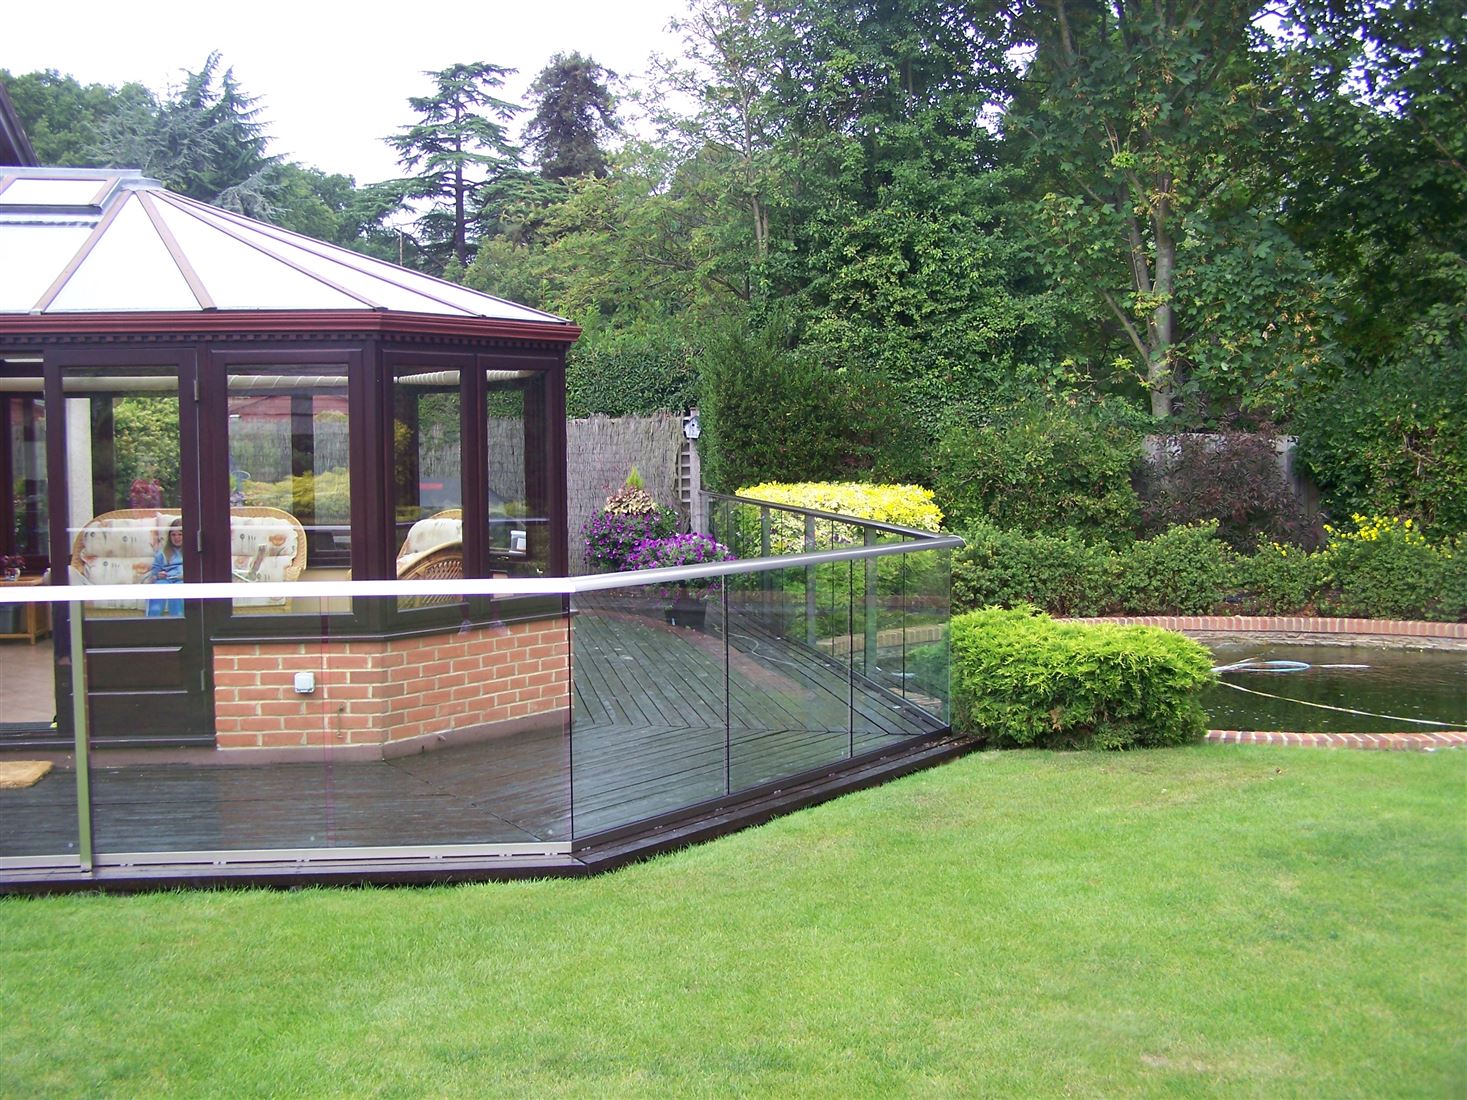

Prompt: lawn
[{"left": 2, "top": 745, "right": 1463, "bottom": 1098}]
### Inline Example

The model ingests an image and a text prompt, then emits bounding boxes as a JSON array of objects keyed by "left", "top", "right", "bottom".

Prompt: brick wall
[{"left": 212, "top": 617, "right": 570, "bottom": 755}]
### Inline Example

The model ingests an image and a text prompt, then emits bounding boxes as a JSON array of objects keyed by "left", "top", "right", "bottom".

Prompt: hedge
[
  {"left": 564, "top": 343, "right": 700, "bottom": 418},
  {"left": 952, "top": 517, "right": 1467, "bottom": 622},
  {"left": 948, "top": 608, "right": 1215, "bottom": 750}
]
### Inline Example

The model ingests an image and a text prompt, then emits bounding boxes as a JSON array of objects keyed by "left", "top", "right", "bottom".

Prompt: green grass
[{"left": 3, "top": 746, "right": 1463, "bottom": 1098}]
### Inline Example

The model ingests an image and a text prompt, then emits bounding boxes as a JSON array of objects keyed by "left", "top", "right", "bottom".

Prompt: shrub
[
  {"left": 1442, "top": 536, "right": 1467, "bottom": 621},
  {"left": 1317, "top": 514, "right": 1461, "bottom": 621},
  {"left": 1112, "top": 522, "right": 1234, "bottom": 615},
  {"left": 736, "top": 481, "right": 942, "bottom": 555},
  {"left": 946, "top": 516, "right": 1464, "bottom": 622},
  {"left": 699, "top": 322, "right": 919, "bottom": 492},
  {"left": 1232, "top": 540, "right": 1326, "bottom": 615},
  {"left": 931, "top": 403, "right": 1143, "bottom": 544},
  {"left": 951, "top": 523, "right": 1109, "bottom": 617},
  {"left": 565, "top": 341, "right": 701, "bottom": 418},
  {"left": 1137, "top": 431, "right": 1322, "bottom": 550},
  {"left": 1296, "top": 350, "right": 1467, "bottom": 539},
  {"left": 907, "top": 641, "right": 950, "bottom": 700},
  {"left": 948, "top": 608, "right": 1214, "bottom": 749}
]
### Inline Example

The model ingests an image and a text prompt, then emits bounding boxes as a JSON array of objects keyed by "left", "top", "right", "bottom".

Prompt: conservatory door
[{"left": 54, "top": 363, "right": 211, "bottom": 743}]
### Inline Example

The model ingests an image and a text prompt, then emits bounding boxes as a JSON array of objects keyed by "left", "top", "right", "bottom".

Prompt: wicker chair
[
  {"left": 394, "top": 508, "right": 462, "bottom": 565},
  {"left": 395, "top": 509, "right": 464, "bottom": 607}
]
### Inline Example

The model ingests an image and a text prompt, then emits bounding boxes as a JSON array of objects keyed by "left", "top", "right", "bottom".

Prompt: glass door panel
[
  {"left": 393, "top": 367, "right": 463, "bottom": 589},
  {"left": 226, "top": 368, "right": 352, "bottom": 614},
  {"left": 60, "top": 368, "right": 208, "bottom": 743}
]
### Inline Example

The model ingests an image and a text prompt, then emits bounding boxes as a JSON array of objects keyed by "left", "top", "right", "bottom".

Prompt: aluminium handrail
[
  {"left": 706, "top": 491, "right": 947, "bottom": 541},
  {"left": 0, "top": 534, "right": 964, "bottom": 606}
]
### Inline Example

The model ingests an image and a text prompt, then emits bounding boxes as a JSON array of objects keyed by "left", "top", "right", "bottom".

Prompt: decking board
[{"left": 2, "top": 606, "right": 943, "bottom": 862}]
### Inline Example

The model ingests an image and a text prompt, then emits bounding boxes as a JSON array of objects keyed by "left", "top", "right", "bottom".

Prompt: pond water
[{"left": 1202, "top": 642, "right": 1467, "bottom": 733}]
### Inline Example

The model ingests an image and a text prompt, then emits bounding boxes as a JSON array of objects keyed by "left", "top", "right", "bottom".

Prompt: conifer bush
[{"left": 948, "top": 608, "right": 1214, "bottom": 750}]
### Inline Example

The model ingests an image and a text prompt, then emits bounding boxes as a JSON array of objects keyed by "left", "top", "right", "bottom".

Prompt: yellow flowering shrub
[
  {"left": 1323, "top": 513, "right": 1426, "bottom": 546},
  {"left": 1320, "top": 513, "right": 1462, "bottom": 620},
  {"left": 737, "top": 482, "right": 942, "bottom": 554}
]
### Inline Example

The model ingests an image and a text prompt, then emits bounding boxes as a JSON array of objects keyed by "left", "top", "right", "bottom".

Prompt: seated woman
[{"left": 146, "top": 518, "right": 185, "bottom": 617}]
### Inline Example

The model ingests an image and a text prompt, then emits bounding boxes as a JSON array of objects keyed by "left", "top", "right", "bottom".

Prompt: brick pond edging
[
  {"left": 1063, "top": 617, "right": 1467, "bottom": 747},
  {"left": 1065, "top": 615, "right": 1466, "bottom": 645},
  {"left": 1206, "top": 730, "right": 1467, "bottom": 751}
]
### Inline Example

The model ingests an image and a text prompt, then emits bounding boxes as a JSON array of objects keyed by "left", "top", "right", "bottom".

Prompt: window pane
[
  {"left": 8, "top": 396, "right": 48, "bottom": 563},
  {"left": 228, "top": 369, "right": 351, "bottom": 613},
  {"left": 487, "top": 371, "right": 546, "bottom": 578},
  {"left": 64, "top": 373, "right": 183, "bottom": 620},
  {"left": 393, "top": 369, "right": 463, "bottom": 587}
]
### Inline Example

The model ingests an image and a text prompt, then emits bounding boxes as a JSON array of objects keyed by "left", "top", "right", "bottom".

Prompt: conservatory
[
  {"left": 0, "top": 168, "right": 959, "bottom": 890},
  {"left": 0, "top": 167, "right": 573, "bottom": 744}
]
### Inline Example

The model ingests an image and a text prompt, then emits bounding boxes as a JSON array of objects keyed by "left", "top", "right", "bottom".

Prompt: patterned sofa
[{"left": 69, "top": 507, "right": 306, "bottom": 609}]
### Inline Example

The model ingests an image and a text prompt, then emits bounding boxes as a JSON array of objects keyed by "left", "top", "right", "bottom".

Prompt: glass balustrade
[{"left": 1, "top": 500, "right": 956, "bottom": 884}]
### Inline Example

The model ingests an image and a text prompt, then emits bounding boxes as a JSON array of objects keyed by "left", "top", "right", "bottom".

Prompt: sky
[{"left": 3, "top": 0, "right": 689, "bottom": 185}]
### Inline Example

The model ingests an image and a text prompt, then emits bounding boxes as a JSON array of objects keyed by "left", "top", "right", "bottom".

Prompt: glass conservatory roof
[{"left": 0, "top": 168, "right": 569, "bottom": 325}]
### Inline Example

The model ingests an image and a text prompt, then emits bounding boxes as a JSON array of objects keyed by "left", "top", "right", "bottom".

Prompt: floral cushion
[
  {"left": 398, "top": 515, "right": 462, "bottom": 561},
  {"left": 72, "top": 510, "right": 301, "bottom": 602},
  {"left": 230, "top": 516, "right": 299, "bottom": 562}
]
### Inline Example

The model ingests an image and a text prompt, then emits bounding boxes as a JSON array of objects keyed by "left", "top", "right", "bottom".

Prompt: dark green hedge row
[
  {"left": 698, "top": 328, "right": 920, "bottom": 493},
  {"left": 947, "top": 608, "right": 1215, "bottom": 750},
  {"left": 565, "top": 343, "right": 701, "bottom": 418},
  {"left": 952, "top": 518, "right": 1467, "bottom": 622}
]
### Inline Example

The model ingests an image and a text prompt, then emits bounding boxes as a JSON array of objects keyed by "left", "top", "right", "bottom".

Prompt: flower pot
[{"left": 664, "top": 594, "right": 708, "bottom": 631}]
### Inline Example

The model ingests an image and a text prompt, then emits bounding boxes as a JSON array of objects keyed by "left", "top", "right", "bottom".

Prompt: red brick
[
  {"left": 258, "top": 730, "right": 307, "bottom": 748},
  {"left": 215, "top": 733, "right": 261, "bottom": 748}
]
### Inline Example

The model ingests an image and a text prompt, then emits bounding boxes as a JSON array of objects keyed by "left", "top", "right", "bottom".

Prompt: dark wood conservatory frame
[{"left": 0, "top": 309, "right": 577, "bottom": 746}]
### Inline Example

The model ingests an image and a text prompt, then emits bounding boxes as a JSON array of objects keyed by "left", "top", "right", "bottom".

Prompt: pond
[{"left": 1202, "top": 642, "right": 1467, "bottom": 733}]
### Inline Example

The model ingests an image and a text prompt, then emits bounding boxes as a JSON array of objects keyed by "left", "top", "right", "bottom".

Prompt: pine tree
[
  {"left": 524, "top": 53, "right": 619, "bottom": 180},
  {"left": 387, "top": 62, "right": 522, "bottom": 271}
]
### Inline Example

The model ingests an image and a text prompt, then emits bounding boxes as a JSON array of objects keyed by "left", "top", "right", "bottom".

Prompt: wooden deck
[{"left": 1, "top": 601, "right": 944, "bottom": 864}]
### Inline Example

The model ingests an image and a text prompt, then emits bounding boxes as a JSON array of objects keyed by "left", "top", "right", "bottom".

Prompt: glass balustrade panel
[{"left": 568, "top": 580, "right": 730, "bottom": 839}]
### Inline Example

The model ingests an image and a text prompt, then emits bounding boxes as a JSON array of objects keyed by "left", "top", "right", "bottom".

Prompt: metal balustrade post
[
  {"left": 760, "top": 506, "right": 773, "bottom": 616},
  {"left": 69, "top": 601, "right": 95, "bottom": 872},
  {"left": 804, "top": 515, "right": 817, "bottom": 649},
  {"left": 864, "top": 529, "right": 878, "bottom": 677}
]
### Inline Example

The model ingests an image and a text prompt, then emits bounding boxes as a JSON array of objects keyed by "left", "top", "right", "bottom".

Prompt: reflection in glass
[
  {"left": 569, "top": 582, "right": 730, "bottom": 837},
  {"left": 63, "top": 374, "right": 182, "bottom": 619},
  {"left": 228, "top": 369, "right": 351, "bottom": 613},
  {"left": 80, "top": 593, "right": 571, "bottom": 857},
  {"left": 6, "top": 395, "right": 48, "bottom": 563},
  {"left": 394, "top": 369, "right": 462, "bottom": 584},
  {"left": 725, "top": 565, "right": 854, "bottom": 792},
  {"left": 486, "top": 371, "right": 545, "bottom": 578}
]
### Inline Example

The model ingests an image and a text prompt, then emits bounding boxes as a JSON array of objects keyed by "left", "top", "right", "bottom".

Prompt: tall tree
[
  {"left": 387, "top": 62, "right": 522, "bottom": 271},
  {"left": 1003, "top": 1, "right": 1330, "bottom": 421},
  {"left": 1280, "top": 0, "right": 1464, "bottom": 373},
  {"left": 1, "top": 69, "right": 151, "bottom": 166},
  {"left": 91, "top": 52, "right": 280, "bottom": 216},
  {"left": 658, "top": 0, "right": 783, "bottom": 270},
  {"left": 7, "top": 60, "right": 410, "bottom": 260},
  {"left": 524, "top": 53, "right": 619, "bottom": 180},
  {"left": 759, "top": 0, "right": 1067, "bottom": 425},
  {"left": 1280, "top": 0, "right": 1466, "bottom": 531}
]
